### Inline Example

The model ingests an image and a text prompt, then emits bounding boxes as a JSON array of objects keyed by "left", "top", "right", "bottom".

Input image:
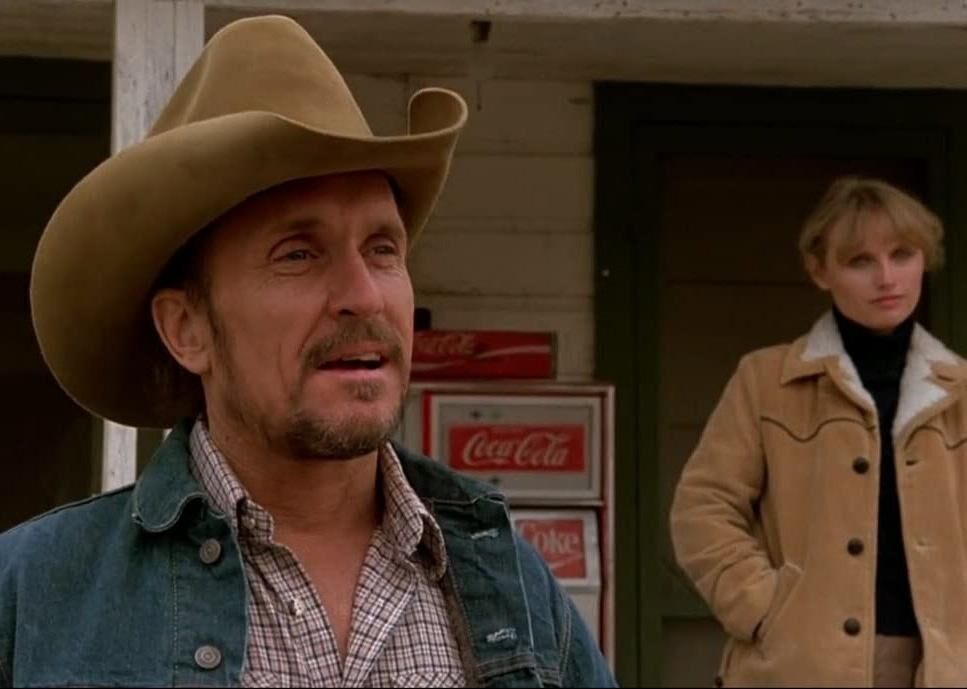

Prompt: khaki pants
[{"left": 874, "top": 635, "right": 923, "bottom": 688}]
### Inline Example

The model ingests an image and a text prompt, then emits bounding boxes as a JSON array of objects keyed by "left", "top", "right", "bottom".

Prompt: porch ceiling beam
[
  {"left": 203, "top": 0, "right": 967, "bottom": 26},
  {"left": 10, "top": 0, "right": 967, "bottom": 29}
]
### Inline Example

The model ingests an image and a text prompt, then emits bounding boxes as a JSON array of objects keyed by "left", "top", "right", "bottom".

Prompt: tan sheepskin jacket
[{"left": 670, "top": 312, "right": 967, "bottom": 687}]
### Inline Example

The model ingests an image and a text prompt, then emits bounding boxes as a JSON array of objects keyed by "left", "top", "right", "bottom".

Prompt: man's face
[{"left": 196, "top": 172, "right": 413, "bottom": 460}]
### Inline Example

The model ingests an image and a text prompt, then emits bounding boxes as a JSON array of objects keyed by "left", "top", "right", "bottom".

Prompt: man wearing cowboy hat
[{"left": 0, "top": 14, "right": 614, "bottom": 689}]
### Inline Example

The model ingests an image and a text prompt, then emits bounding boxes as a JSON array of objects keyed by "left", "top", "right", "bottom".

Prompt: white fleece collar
[{"left": 801, "top": 311, "right": 962, "bottom": 441}]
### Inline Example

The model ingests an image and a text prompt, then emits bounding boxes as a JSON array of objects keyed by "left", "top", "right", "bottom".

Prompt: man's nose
[{"left": 327, "top": 252, "right": 383, "bottom": 317}]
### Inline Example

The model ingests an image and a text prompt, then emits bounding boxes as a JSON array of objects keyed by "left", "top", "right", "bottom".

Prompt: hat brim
[{"left": 31, "top": 88, "right": 467, "bottom": 428}]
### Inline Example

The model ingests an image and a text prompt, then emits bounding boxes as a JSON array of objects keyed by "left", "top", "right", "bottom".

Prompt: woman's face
[{"left": 808, "top": 209, "right": 925, "bottom": 333}]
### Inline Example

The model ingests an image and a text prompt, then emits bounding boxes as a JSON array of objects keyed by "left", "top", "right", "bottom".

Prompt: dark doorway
[{"left": 0, "top": 57, "right": 110, "bottom": 531}]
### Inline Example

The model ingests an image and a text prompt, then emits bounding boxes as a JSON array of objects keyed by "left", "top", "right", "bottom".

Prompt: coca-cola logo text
[
  {"left": 413, "top": 332, "right": 477, "bottom": 359},
  {"left": 411, "top": 330, "right": 555, "bottom": 380},
  {"left": 516, "top": 519, "right": 587, "bottom": 579},
  {"left": 449, "top": 425, "right": 585, "bottom": 472}
]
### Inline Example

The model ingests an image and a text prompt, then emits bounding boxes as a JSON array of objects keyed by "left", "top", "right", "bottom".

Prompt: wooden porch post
[{"left": 103, "top": 0, "right": 204, "bottom": 491}]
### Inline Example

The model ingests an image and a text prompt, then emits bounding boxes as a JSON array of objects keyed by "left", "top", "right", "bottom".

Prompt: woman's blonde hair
[{"left": 798, "top": 176, "right": 944, "bottom": 270}]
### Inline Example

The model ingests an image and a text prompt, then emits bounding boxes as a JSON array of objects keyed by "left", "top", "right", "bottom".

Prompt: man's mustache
[{"left": 303, "top": 320, "right": 406, "bottom": 372}]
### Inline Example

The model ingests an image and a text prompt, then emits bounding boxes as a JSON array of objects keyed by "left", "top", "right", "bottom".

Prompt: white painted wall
[{"left": 346, "top": 73, "right": 595, "bottom": 381}]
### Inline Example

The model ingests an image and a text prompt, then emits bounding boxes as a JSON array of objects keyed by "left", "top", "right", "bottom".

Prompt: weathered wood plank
[
  {"left": 411, "top": 229, "right": 592, "bottom": 298},
  {"left": 407, "top": 77, "right": 592, "bottom": 155},
  {"left": 344, "top": 73, "right": 407, "bottom": 136},
  {"left": 104, "top": 0, "right": 204, "bottom": 491},
  {"left": 203, "top": 1, "right": 967, "bottom": 26},
  {"left": 112, "top": 0, "right": 204, "bottom": 152},
  {"left": 433, "top": 154, "right": 593, "bottom": 226}
]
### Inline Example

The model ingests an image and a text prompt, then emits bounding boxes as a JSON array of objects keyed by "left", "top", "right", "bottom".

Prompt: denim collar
[
  {"left": 131, "top": 419, "right": 209, "bottom": 532},
  {"left": 392, "top": 441, "right": 504, "bottom": 507},
  {"left": 130, "top": 420, "right": 505, "bottom": 533}
]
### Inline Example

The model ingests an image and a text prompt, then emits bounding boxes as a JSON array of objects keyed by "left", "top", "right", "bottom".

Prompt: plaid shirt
[{"left": 189, "top": 421, "right": 465, "bottom": 688}]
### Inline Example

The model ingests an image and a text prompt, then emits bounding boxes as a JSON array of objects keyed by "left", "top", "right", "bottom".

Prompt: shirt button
[
  {"left": 847, "top": 538, "right": 865, "bottom": 556},
  {"left": 194, "top": 644, "right": 222, "bottom": 670},
  {"left": 844, "top": 618, "right": 862, "bottom": 636},
  {"left": 852, "top": 457, "right": 870, "bottom": 474},
  {"left": 199, "top": 539, "right": 222, "bottom": 565},
  {"left": 288, "top": 598, "right": 304, "bottom": 617}
]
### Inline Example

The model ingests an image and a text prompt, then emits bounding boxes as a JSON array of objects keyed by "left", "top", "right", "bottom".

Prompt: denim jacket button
[
  {"left": 199, "top": 539, "right": 222, "bottom": 565},
  {"left": 194, "top": 644, "right": 222, "bottom": 670}
]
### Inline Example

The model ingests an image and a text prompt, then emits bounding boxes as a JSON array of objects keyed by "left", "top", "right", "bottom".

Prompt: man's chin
[{"left": 280, "top": 403, "right": 402, "bottom": 460}]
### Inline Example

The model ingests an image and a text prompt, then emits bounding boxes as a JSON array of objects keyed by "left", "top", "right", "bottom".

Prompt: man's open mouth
[{"left": 317, "top": 353, "right": 386, "bottom": 371}]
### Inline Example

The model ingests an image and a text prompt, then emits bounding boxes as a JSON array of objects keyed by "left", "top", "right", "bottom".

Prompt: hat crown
[
  {"left": 151, "top": 15, "right": 371, "bottom": 138},
  {"left": 32, "top": 14, "right": 466, "bottom": 427}
]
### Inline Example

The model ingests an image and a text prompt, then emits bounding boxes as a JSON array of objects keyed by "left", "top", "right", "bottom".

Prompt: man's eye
[
  {"left": 278, "top": 249, "right": 313, "bottom": 261},
  {"left": 848, "top": 255, "right": 871, "bottom": 267},
  {"left": 372, "top": 244, "right": 399, "bottom": 256}
]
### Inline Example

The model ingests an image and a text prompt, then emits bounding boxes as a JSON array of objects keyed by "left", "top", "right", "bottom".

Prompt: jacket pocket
[{"left": 755, "top": 562, "right": 803, "bottom": 647}]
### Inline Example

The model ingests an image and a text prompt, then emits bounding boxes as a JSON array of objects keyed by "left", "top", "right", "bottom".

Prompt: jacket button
[
  {"left": 844, "top": 618, "right": 862, "bottom": 636},
  {"left": 714, "top": 675, "right": 724, "bottom": 687},
  {"left": 194, "top": 644, "right": 222, "bottom": 670},
  {"left": 852, "top": 457, "right": 870, "bottom": 474},
  {"left": 199, "top": 539, "right": 222, "bottom": 565},
  {"left": 847, "top": 538, "right": 865, "bottom": 556}
]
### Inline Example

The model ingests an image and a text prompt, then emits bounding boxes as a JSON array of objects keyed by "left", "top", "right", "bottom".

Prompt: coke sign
[
  {"left": 516, "top": 519, "right": 587, "bottom": 579},
  {"left": 412, "top": 330, "right": 554, "bottom": 380},
  {"left": 414, "top": 331, "right": 477, "bottom": 358},
  {"left": 448, "top": 424, "right": 585, "bottom": 473}
]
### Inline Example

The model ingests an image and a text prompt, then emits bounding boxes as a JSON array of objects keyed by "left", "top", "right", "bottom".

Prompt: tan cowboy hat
[{"left": 30, "top": 15, "right": 467, "bottom": 429}]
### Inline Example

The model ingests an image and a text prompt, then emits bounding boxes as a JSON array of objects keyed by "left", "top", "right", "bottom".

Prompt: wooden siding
[{"left": 346, "top": 73, "right": 596, "bottom": 381}]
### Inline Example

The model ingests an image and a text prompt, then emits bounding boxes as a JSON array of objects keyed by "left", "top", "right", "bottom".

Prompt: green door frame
[{"left": 594, "top": 83, "right": 967, "bottom": 686}]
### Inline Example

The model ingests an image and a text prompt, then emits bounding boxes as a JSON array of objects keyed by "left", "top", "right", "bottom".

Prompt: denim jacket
[{"left": 0, "top": 421, "right": 615, "bottom": 688}]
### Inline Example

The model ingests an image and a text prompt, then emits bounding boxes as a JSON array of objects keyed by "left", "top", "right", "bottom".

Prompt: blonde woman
[{"left": 670, "top": 177, "right": 967, "bottom": 687}]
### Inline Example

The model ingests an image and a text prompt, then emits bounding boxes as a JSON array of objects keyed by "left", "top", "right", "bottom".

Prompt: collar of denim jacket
[
  {"left": 131, "top": 418, "right": 210, "bottom": 532},
  {"left": 393, "top": 441, "right": 505, "bottom": 507}
]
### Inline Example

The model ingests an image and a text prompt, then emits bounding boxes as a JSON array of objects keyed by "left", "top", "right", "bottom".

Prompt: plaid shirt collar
[{"left": 188, "top": 419, "right": 448, "bottom": 580}]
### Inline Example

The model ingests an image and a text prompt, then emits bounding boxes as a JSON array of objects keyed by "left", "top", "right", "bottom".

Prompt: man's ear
[
  {"left": 805, "top": 253, "right": 830, "bottom": 292},
  {"left": 151, "top": 289, "right": 212, "bottom": 376}
]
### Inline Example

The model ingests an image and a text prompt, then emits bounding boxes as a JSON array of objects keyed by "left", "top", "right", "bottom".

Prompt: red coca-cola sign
[
  {"left": 412, "top": 330, "right": 554, "bottom": 380},
  {"left": 516, "top": 519, "right": 587, "bottom": 579},
  {"left": 448, "top": 424, "right": 586, "bottom": 473},
  {"left": 414, "top": 331, "right": 477, "bottom": 358}
]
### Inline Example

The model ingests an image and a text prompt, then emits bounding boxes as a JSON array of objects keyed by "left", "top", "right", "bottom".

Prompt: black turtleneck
[{"left": 833, "top": 306, "right": 918, "bottom": 637}]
